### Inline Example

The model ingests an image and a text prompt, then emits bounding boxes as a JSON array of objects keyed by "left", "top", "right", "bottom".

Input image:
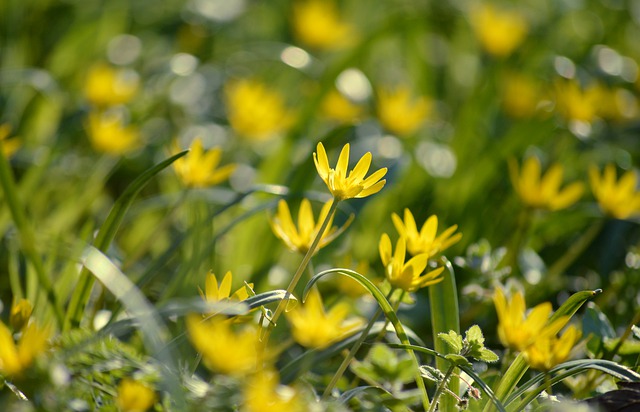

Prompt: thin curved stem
[{"left": 429, "top": 363, "right": 456, "bottom": 412}]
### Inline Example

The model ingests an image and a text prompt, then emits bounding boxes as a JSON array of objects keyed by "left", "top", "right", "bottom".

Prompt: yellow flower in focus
[
  {"left": 286, "top": 288, "right": 362, "bottom": 349},
  {"left": 85, "top": 63, "right": 139, "bottom": 107},
  {"left": 524, "top": 325, "right": 581, "bottom": 371},
  {"left": 186, "top": 315, "right": 259, "bottom": 376},
  {"left": 321, "top": 90, "right": 364, "bottom": 124},
  {"left": 116, "top": 378, "right": 157, "bottom": 412},
  {"left": 10, "top": 299, "right": 33, "bottom": 331},
  {"left": 554, "top": 80, "right": 602, "bottom": 123},
  {"left": 501, "top": 74, "right": 542, "bottom": 118},
  {"left": 313, "top": 142, "right": 387, "bottom": 200},
  {"left": 199, "top": 271, "right": 252, "bottom": 302},
  {"left": 493, "top": 288, "right": 567, "bottom": 352},
  {"left": 392, "top": 209, "right": 462, "bottom": 257},
  {"left": 243, "top": 369, "right": 302, "bottom": 412},
  {"left": 292, "top": 0, "right": 355, "bottom": 50},
  {"left": 225, "top": 79, "right": 293, "bottom": 141},
  {"left": 508, "top": 157, "right": 584, "bottom": 211},
  {"left": 376, "top": 87, "right": 431, "bottom": 136},
  {"left": 470, "top": 4, "right": 528, "bottom": 57},
  {"left": 270, "top": 198, "right": 351, "bottom": 255},
  {"left": 589, "top": 164, "right": 640, "bottom": 219},
  {"left": 173, "top": 138, "right": 236, "bottom": 188},
  {"left": 379, "top": 233, "right": 444, "bottom": 293},
  {"left": 87, "top": 111, "right": 139, "bottom": 155},
  {"left": 0, "top": 321, "right": 51, "bottom": 377},
  {"left": 0, "top": 124, "right": 21, "bottom": 158}
]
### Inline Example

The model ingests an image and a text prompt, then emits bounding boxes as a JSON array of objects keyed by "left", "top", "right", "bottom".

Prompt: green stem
[
  {"left": 322, "top": 289, "right": 394, "bottom": 399},
  {"left": 429, "top": 363, "right": 456, "bottom": 412},
  {"left": 260, "top": 198, "right": 340, "bottom": 349},
  {"left": 0, "top": 148, "right": 63, "bottom": 325}
]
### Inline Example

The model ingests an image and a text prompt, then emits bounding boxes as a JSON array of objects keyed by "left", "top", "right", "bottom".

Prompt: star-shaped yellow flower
[
  {"left": 86, "top": 111, "right": 139, "bottom": 155},
  {"left": 0, "top": 320, "right": 51, "bottom": 377},
  {"left": 379, "top": 233, "right": 444, "bottom": 293},
  {"left": 243, "top": 369, "right": 302, "bottom": 412},
  {"left": 589, "top": 164, "right": 640, "bottom": 219},
  {"left": 291, "top": 0, "right": 355, "bottom": 50},
  {"left": 313, "top": 142, "right": 387, "bottom": 201},
  {"left": 470, "top": 4, "right": 528, "bottom": 57},
  {"left": 173, "top": 138, "right": 236, "bottom": 188},
  {"left": 116, "top": 378, "right": 157, "bottom": 412},
  {"left": 509, "top": 157, "right": 584, "bottom": 211},
  {"left": 392, "top": 209, "right": 462, "bottom": 257},
  {"left": 376, "top": 86, "right": 431, "bottom": 136},
  {"left": 524, "top": 325, "right": 581, "bottom": 371},
  {"left": 85, "top": 63, "right": 139, "bottom": 107},
  {"left": 199, "top": 271, "right": 252, "bottom": 302}
]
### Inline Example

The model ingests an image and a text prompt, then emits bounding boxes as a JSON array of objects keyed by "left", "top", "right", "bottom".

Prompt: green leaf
[
  {"left": 445, "top": 354, "right": 471, "bottom": 367},
  {"left": 439, "top": 331, "right": 464, "bottom": 354},
  {"left": 476, "top": 348, "right": 499, "bottom": 363},
  {"left": 466, "top": 325, "right": 485, "bottom": 346},
  {"left": 420, "top": 365, "right": 445, "bottom": 383}
]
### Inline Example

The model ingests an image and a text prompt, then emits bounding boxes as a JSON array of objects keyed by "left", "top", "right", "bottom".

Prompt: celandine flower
[
  {"left": 501, "top": 74, "right": 543, "bottom": 119},
  {"left": 186, "top": 315, "right": 260, "bottom": 376},
  {"left": 493, "top": 288, "right": 567, "bottom": 352},
  {"left": 286, "top": 288, "right": 362, "bottom": 349},
  {"left": 589, "top": 164, "right": 640, "bottom": 219},
  {"left": 321, "top": 90, "right": 364, "bottom": 124},
  {"left": 116, "top": 378, "right": 157, "bottom": 412},
  {"left": 270, "top": 198, "right": 351, "bottom": 254},
  {"left": 470, "top": 4, "right": 528, "bottom": 57},
  {"left": 524, "top": 325, "right": 581, "bottom": 371},
  {"left": 0, "top": 124, "right": 21, "bottom": 158},
  {"left": 0, "top": 320, "right": 51, "bottom": 377},
  {"left": 243, "top": 369, "right": 302, "bottom": 412},
  {"left": 376, "top": 86, "right": 431, "bottom": 136},
  {"left": 85, "top": 63, "right": 139, "bottom": 107},
  {"left": 392, "top": 209, "right": 461, "bottom": 257},
  {"left": 87, "top": 111, "right": 139, "bottom": 155},
  {"left": 313, "top": 142, "right": 387, "bottom": 200},
  {"left": 509, "top": 157, "right": 584, "bottom": 211},
  {"left": 199, "top": 271, "right": 252, "bottom": 302},
  {"left": 291, "top": 0, "right": 355, "bottom": 50},
  {"left": 554, "top": 79, "right": 602, "bottom": 123},
  {"left": 225, "top": 79, "right": 293, "bottom": 141},
  {"left": 379, "top": 233, "right": 444, "bottom": 292},
  {"left": 10, "top": 299, "right": 32, "bottom": 331},
  {"left": 173, "top": 138, "right": 236, "bottom": 188}
]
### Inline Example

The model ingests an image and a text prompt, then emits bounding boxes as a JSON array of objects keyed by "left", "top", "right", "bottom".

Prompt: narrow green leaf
[{"left": 338, "top": 386, "right": 394, "bottom": 405}]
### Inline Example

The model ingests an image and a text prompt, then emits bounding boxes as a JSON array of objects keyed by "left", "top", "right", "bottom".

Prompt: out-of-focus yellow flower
[
  {"left": 85, "top": 63, "right": 139, "bottom": 107},
  {"left": 589, "top": 164, "right": 640, "bottom": 219},
  {"left": 596, "top": 87, "right": 639, "bottom": 122},
  {"left": 199, "top": 271, "right": 252, "bottom": 302},
  {"left": 376, "top": 87, "right": 431, "bottom": 136},
  {"left": 87, "top": 111, "right": 139, "bottom": 155},
  {"left": 470, "top": 4, "right": 528, "bottom": 57},
  {"left": 0, "top": 124, "right": 21, "bottom": 158},
  {"left": 225, "top": 79, "right": 293, "bottom": 141},
  {"left": 172, "top": 138, "right": 236, "bottom": 188},
  {"left": 270, "top": 198, "right": 351, "bottom": 255},
  {"left": 286, "top": 288, "right": 362, "bottom": 349},
  {"left": 187, "top": 315, "right": 260, "bottom": 376},
  {"left": 334, "top": 255, "right": 370, "bottom": 298},
  {"left": 501, "top": 74, "right": 542, "bottom": 118},
  {"left": 116, "top": 378, "right": 157, "bottom": 412},
  {"left": 524, "top": 325, "right": 581, "bottom": 371},
  {"left": 10, "top": 299, "right": 32, "bottom": 331},
  {"left": 493, "top": 288, "right": 567, "bottom": 352},
  {"left": 391, "top": 209, "right": 462, "bottom": 258},
  {"left": 508, "top": 157, "right": 584, "bottom": 211},
  {"left": 321, "top": 90, "right": 364, "bottom": 124},
  {"left": 313, "top": 142, "right": 387, "bottom": 200},
  {"left": 243, "top": 369, "right": 302, "bottom": 412},
  {"left": 379, "top": 234, "right": 444, "bottom": 293},
  {"left": 0, "top": 320, "right": 50, "bottom": 377},
  {"left": 292, "top": 0, "right": 355, "bottom": 50},
  {"left": 554, "top": 80, "right": 602, "bottom": 123}
]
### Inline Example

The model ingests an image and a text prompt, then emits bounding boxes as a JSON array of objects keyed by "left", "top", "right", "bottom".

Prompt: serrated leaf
[
  {"left": 476, "top": 348, "right": 499, "bottom": 363},
  {"left": 466, "top": 325, "right": 485, "bottom": 346},
  {"left": 445, "top": 354, "right": 471, "bottom": 366},
  {"left": 439, "top": 330, "right": 463, "bottom": 354}
]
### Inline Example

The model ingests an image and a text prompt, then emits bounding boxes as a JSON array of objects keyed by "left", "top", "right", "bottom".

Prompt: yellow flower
[
  {"left": 243, "top": 369, "right": 302, "bottom": 412},
  {"left": 0, "top": 124, "right": 21, "bottom": 158},
  {"left": 225, "top": 79, "right": 293, "bottom": 141},
  {"left": 85, "top": 63, "right": 139, "bottom": 107},
  {"left": 199, "top": 270, "right": 252, "bottom": 302},
  {"left": 186, "top": 315, "right": 259, "bottom": 376},
  {"left": 321, "top": 90, "right": 364, "bottom": 124},
  {"left": 313, "top": 142, "right": 387, "bottom": 200},
  {"left": 554, "top": 80, "right": 602, "bottom": 123},
  {"left": 291, "top": 0, "right": 355, "bottom": 50},
  {"left": 589, "top": 164, "right": 640, "bottom": 219},
  {"left": 286, "top": 288, "right": 362, "bottom": 349},
  {"left": 470, "top": 4, "right": 528, "bottom": 57},
  {"left": 391, "top": 209, "right": 462, "bottom": 257},
  {"left": 501, "top": 74, "right": 542, "bottom": 119},
  {"left": 0, "top": 321, "right": 51, "bottom": 377},
  {"left": 508, "top": 157, "right": 584, "bottom": 211},
  {"left": 173, "top": 138, "right": 236, "bottom": 188},
  {"left": 270, "top": 198, "right": 351, "bottom": 254},
  {"left": 379, "top": 233, "right": 444, "bottom": 293},
  {"left": 86, "top": 111, "right": 139, "bottom": 155},
  {"left": 376, "top": 87, "right": 431, "bottom": 136},
  {"left": 524, "top": 325, "right": 582, "bottom": 371},
  {"left": 116, "top": 378, "right": 157, "bottom": 412},
  {"left": 334, "top": 255, "right": 370, "bottom": 298},
  {"left": 493, "top": 288, "right": 567, "bottom": 352},
  {"left": 10, "top": 299, "right": 33, "bottom": 331}
]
